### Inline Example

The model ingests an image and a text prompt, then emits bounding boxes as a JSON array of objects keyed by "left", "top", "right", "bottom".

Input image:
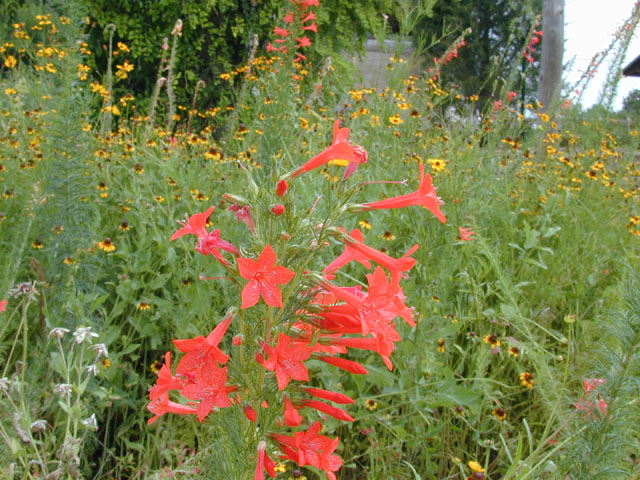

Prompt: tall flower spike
[
  {"left": 289, "top": 120, "right": 367, "bottom": 179},
  {"left": 357, "top": 163, "right": 446, "bottom": 223}
]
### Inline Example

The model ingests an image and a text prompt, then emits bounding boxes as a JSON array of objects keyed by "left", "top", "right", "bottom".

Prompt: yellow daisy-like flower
[
  {"left": 32, "top": 238, "right": 44, "bottom": 249},
  {"left": 358, "top": 220, "right": 371, "bottom": 230},
  {"left": 468, "top": 460, "right": 485, "bottom": 473},
  {"left": 116, "top": 42, "right": 129, "bottom": 53},
  {"left": 492, "top": 407, "right": 507, "bottom": 421},
  {"left": 4, "top": 88, "right": 17, "bottom": 95},
  {"left": 519, "top": 372, "right": 535, "bottom": 389},
  {"left": 388, "top": 113, "right": 403, "bottom": 125},
  {"left": 508, "top": 346, "right": 520, "bottom": 357},
  {"left": 154, "top": 196, "right": 165, "bottom": 203},
  {"left": 102, "top": 357, "right": 112, "bottom": 368},
  {"left": 365, "top": 399, "right": 378, "bottom": 411},
  {"left": 63, "top": 256, "right": 75, "bottom": 265},
  {"left": 97, "top": 238, "right": 116, "bottom": 252},
  {"left": 382, "top": 230, "right": 395, "bottom": 241},
  {"left": 436, "top": 337, "right": 445, "bottom": 353},
  {"left": 4, "top": 55, "right": 17, "bottom": 68},
  {"left": 427, "top": 158, "right": 447, "bottom": 172},
  {"left": 483, "top": 334, "right": 501, "bottom": 348},
  {"left": 119, "top": 220, "right": 130, "bottom": 231},
  {"left": 137, "top": 301, "right": 151, "bottom": 311}
]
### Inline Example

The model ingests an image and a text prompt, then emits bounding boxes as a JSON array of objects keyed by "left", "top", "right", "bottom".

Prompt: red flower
[
  {"left": 273, "top": 26, "right": 290, "bottom": 37},
  {"left": 271, "top": 204, "right": 285, "bottom": 216},
  {"left": 582, "top": 378, "right": 605, "bottom": 394},
  {"left": 284, "top": 395, "right": 303, "bottom": 426},
  {"left": 149, "top": 352, "right": 185, "bottom": 400},
  {"left": 359, "top": 163, "right": 446, "bottom": 223},
  {"left": 180, "top": 364, "right": 236, "bottom": 422},
  {"left": 237, "top": 244, "right": 296, "bottom": 308},
  {"left": 261, "top": 333, "right": 312, "bottom": 390},
  {"left": 302, "top": 23, "right": 318, "bottom": 32},
  {"left": 297, "top": 36, "right": 312, "bottom": 48},
  {"left": 317, "top": 355, "right": 368, "bottom": 374},
  {"left": 302, "top": 400, "right": 354, "bottom": 422},
  {"left": 283, "top": 12, "right": 294, "bottom": 24},
  {"left": 457, "top": 227, "right": 476, "bottom": 241},
  {"left": 228, "top": 204, "right": 256, "bottom": 234},
  {"left": 323, "top": 228, "right": 372, "bottom": 275},
  {"left": 173, "top": 315, "right": 233, "bottom": 377},
  {"left": 276, "top": 179, "right": 289, "bottom": 196},
  {"left": 290, "top": 120, "right": 367, "bottom": 179},
  {"left": 0, "top": 299, "right": 7, "bottom": 313},
  {"left": 303, "top": 387, "right": 355, "bottom": 404},
  {"left": 272, "top": 421, "right": 342, "bottom": 480},
  {"left": 147, "top": 393, "right": 197, "bottom": 425},
  {"left": 244, "top": 404, "right": 257, "bottom": 422},
  {"left": 170, "top": 206, "right": 238, "bottom": 264}
]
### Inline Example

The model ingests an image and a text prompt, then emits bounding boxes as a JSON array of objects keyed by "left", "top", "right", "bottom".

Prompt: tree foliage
[
  {"left": 416, "top": 0, "right": 542, "bottom": 105},
  {"left": 79, "top": 0, "right": 394, "bottom": 110}
]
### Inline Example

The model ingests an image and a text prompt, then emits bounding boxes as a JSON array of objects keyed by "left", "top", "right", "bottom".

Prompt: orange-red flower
[
  {"left": 147, "top": 393, "right": 197, "bottom": 425},
  {"left": 272, "top": 421, "right": 342, "bottom": 480},
  {"left": 237, "top": 244, "right": 295, "bottom": 308},
  {"left": 290, "top": 120, "right": 367, "bottom": 179},
  {"left": 171, "top": 206, "right": 238, "bottom": 264},
  {"left": 261, "top": 333, "right": 312, "bottom": 390},
  {"left": 180, "top": 364, "right": 236, "bottom": 422},
  {"left": 0, "top": 299, "right": 7, "bottom": 313},
  {"left": 173, "top": 315, "right": 233, "bottom": 376},
  {"left": 457, "top": 226, "right": 476, "bottom": 241},
  {"left": 358, "top": 163, "right": 446, "bottom": 223}
]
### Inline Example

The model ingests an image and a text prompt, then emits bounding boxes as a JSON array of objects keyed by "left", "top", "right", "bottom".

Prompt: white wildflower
[
  {"left": 72, "top": 327, "right": 98, "bottom": 344},
  {"left": 81, "top": 413, "right": 98, "bottom": 431},
  {"left": 30, "top": 419, "right": 48, "bottom": 432},
  {"left": 0, "top": 377, "right": 10, "bottom": 392},
  {"left": 49, "top": 327, "right": 70, "bottom": 339},
  {"left": 86, "top": 364, "right": 99, "bottom": 376},
  {"left": 53, "top": 383, "right": 73, "bottom": 399},
  {"left": 90, "top": 343, "right": 108, "bottom": 358}
]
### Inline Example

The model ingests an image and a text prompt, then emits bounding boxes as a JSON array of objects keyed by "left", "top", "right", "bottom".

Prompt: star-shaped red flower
[
  {"left": 237, "top": 244, "right": 295, "bottom": 308},
  {"left": 261, "top": 333, "right": 312, "bottom": 390}
]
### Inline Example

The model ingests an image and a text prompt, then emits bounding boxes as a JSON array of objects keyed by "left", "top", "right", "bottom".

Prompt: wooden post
[{"left": 538, "top": 0, "right": 564, "bottom": 108}]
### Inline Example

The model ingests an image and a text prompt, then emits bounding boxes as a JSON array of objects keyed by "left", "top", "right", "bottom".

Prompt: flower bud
[
  {"left": 232, "top": 334, "right": 244, "bottom": 346},
  {"left": 222, "top": 193, "right": 250, "bottom": 206},
  {"left": 276, "top": 179, "right": 288, "bottom": 196},
  {"left": 271, "top": 204, "right": 285, "bottom": 215}
]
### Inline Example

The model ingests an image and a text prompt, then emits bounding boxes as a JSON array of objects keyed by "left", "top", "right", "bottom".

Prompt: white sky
[{"left": 565, "top": 0, "right": 640, "bottom": 110}]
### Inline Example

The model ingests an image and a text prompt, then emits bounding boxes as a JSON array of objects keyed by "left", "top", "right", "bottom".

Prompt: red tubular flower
[
  {"left": 359, "top": 163, "right": 446, "bottom": 223},
  {"left": 457, "top": 227, "right": 476, "bottom": 242},
  {"left": 302, "top": 23, "right": 317, "bottom": 32},
  {"left": 302, "top": 400, "right": 354, "bottom": 422},
  {"left": 303, "top": 387, "right": 355, "bottom": 404},
  {"left": 0, "top": 299, "right": 7, "bottom": 312},
  {"left": 340, "top": 234, "right": 418, "bottom": 282},
  {"left": 301, "top": 12, "right": 316, "bottom": 22},
  {"left": 228, "top": 204, "right": 256, "bottom": 234},
  {"left": 297, "top": 36, "right": 312, "bottom": 48},
  {"left": 290, "top": 120, "right": 367, "bottom": 179},
  {"left": 261, "top": 334, "right": 312, "bottom": 390},
  {"left": 147, "top": 393, "right": 197, "bottom": 425},
  {"left": 272, "top": 421, "right": 342, "bottom": 480},
  {"left": 317, "top": 355, "right": 368, "bottom": 374},
  {"left": 284, "top": 395, "right": 303, "bottom": 426},
  {"left": 173, "top": 315, "right": 233, "bottom": 377},
  {"left": 170, "top": 206, "right": 239, "bottom": 264},
  {"left": 254, "top": 441, "right": 266, "bottom": 480},
  {"left": 180, "top": 364, "right": 237, "bottom": 422},
  {"left": 244, "top": 404, "right": 257, "bottom": 422},
  {"left": 237, "top": 244, "right": 296, "bottom": 308},
  {"left": 149, "top": 352, "right": 184, "bottom": 401},
  {"left": 323, "top": 228, "right": 372, "bottom": 275},
  {"left": 273, "top": 26, "right": 289, "bottom": 37}
]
